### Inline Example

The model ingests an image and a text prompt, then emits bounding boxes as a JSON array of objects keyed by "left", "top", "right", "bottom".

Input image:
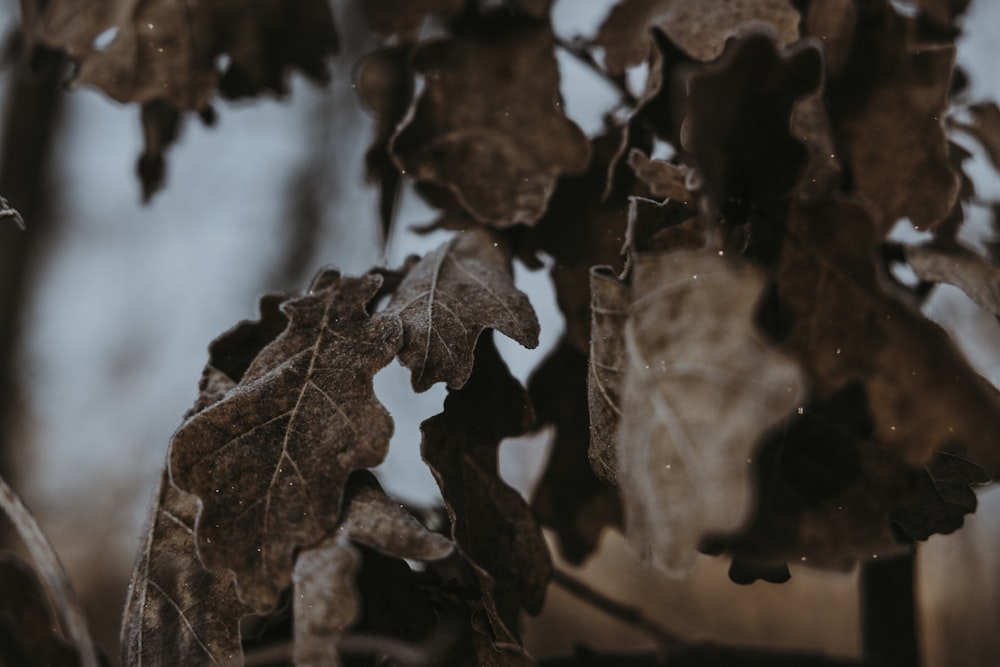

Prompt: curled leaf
[
  {"left": 391, "top": 14, "right": 589, "bottom": 228},
  {"left": 618, "top": 250, "right": 805, "bottom": 571},
  {"left": 384, "top": 228, "right": 539, "bottom": 391},
  {"left": 596, "top": 0, "right": 801, "bottom": 72},
  {"left": 905, "top": 242, "right": 1000, "bottom": 316},
  {"left": 169, "top": 269, "right": 403, "bottom": 611}
]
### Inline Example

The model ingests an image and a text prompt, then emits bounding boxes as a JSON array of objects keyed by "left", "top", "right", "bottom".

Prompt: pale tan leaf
[
  {"left": 618, "top": 250, "right": 805, "bottom": 571},
  {"left": 906, "top": 243, "right": 1000, "bottom": 316}
]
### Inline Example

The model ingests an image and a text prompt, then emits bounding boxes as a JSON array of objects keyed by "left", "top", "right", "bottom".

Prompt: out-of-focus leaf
[
  {"left": 951, "top": 101, "right": 1000, "bottom": 173},
  {"left": 0, "top": 553, "right": 80, "bottom": 667},
  {"left": 122, "top": 476, "right": 251, "bottom": 667},
  {"left": 801, "top": 0, "right": 856, "bottom": 75},
  {"left": 684, "top": 32, "right": 822, "bottom": 219},
  {"left": 530, "top": 340, "right": 621, "bottom": 564},
  {"left": 136, "top": 100, "right": 181, "bottom": 203},
  {"left": 510, "top": 0, "right": 553, "bottom": 18},
  {"left": 618, "top": 250, "right": 805, "bottom": 571},
  {"left": 292, "top": 472, "right": 453, "bottom": 667},
  {"left": 623, "top": 197, "right": 703, "bottom": 266},
  {"left": 790, "top": 92, "right": 841, "bottom": 200},
  {"left": 905, "top": 242, "right": 1000, "bottom": 316},
  {"left": 421, "top": 336, "right": 551, "bottom": 646},
  {"left": 384, "top": 228, "right": 539, "bottom": 392},
  {"left": 0, "top": 195, "right": 25, "bottom": 230},
  {"left": 892, "top": 449, "right": 990, "bottom": 541},
  {"left": 355, "top": 45, "right": 416, "bottom": 242},
  {"left": 362, "top": 0, "right": 465, "bottom": 41},
  {"left": 917, "top": 0, "right": 971, "bottom": 28},
  {"left": 777, "top": 197, "right": 1000, "bottom": 472},
  {"left": 827, "top": 3, "right": 957, "bottom": 231},
  {"left": 596, "top": 0, "right": 801, "bottom": 72},
  {"left": 587, "top": 268, "right": 629, "bottom": 485},
  {"left": 391, "top": 14, "right": 589, "bottom": 228},
  {"left": 626, "top": 150, "right": 694, "bottom": 204},
  {"left": 169, "top": 269, "right": 403, "bottom": 611}
]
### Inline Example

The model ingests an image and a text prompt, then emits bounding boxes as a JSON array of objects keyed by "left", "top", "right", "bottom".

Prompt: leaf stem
[
  {"left": 550, "top": 567, "right": 685, "bottom": 650},
  {"left": 0, "top": 473, "right": 99, "bottom": 667}
]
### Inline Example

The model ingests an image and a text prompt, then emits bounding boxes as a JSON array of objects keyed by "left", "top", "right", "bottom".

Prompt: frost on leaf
[
  {"left": 618, "top": 250, "right": 805, "bottom": 572},
  {"left": 777, "top": 197, "right": 1000, "bottom": 471},
  {"left": 168, "top": 269, "right": 403, "bottom": 611},
  {"left": 292, "top": 472, "right": 453, "bottom": 667},
  {"left": 826, "top": 3, "right": 957, "bottom": 231},
  {"left": 596, "top": 0, "right": 801, "bottom": 72},
  {"left": 391, "top": 14, "right": 590, "bottom": 228},
  {"left": 905, "top": 243, "right": 1000, "bottom": 317},
  {"left": 0, "top": 553, "right": 80, "bottom": 667},
  {"left": 384, "top": 228, "right": 539, "bottom": 392},
  {"left": 122, "top": 475, "right": 251, "bottom": 667},
  {"left": 421, "top": 336, "right": 551, "bottom": 647}
]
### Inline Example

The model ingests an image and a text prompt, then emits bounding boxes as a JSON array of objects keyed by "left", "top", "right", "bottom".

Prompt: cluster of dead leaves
[{"left": 10, "top": 0, "right": 1000, "bottom": 665}]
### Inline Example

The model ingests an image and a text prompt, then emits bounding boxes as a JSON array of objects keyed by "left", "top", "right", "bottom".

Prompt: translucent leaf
[{"left": 618, "top": 250, "right": 805, "bottom": 571}]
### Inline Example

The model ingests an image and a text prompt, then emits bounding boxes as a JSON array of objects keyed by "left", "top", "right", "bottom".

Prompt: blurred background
[{"left": 0, "top": 0, "right": 997, "bottom": 664}]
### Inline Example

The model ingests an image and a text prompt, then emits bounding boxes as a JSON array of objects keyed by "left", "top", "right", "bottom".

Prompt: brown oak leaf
[
  {"left": 362, "top": 0, "right": 465, "bottom": 41},
  {"left": 169, "top": 269, "right": 403, "bottom": 611},
  {"left": 777, "top": 197, "right": 1000, "bottom": 471},
  {"left": 826, "top": 3, "right": 958, "bottom": 232},
  {"left": 950, "top": 101, "right": 1000, "bottom": 173},
  {"left": 391, "top": 13, "right": 590, "bottom": 228},
  {"left": 596, "top": 0, "right": 801, "bottom": 72},
  {"left": 292, "top": 472, "right": 453, "bottom": 667},
  {"left": 384, "top": 228, "right": 539, "bottom": 392},
  {"left": 892, "top": 448, "right": 990, "bottom": 541},
  {"left": 626, "top": 149, "right": 695, "bottom": 204},
  {"left": 122, "top": 475, "right": 252, "bottom": 667},
  {"left": 618, "top": 250, "right": 805, "bottom": 571},
  {"left": 421, "top": 335, "right": 552, "bottom": 646},
  {"left": 587, "top": 267, "right": 629, "bottom": 485}
]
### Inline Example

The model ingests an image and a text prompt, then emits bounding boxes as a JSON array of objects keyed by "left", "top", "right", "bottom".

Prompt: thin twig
[
  {"left": 551, "top": 568, "right": 685, "bottom": 650},
  {"left": 0, "top": 473, "right": 100, "bottom": 667},
  {"left": 554, "top": 35, "right": 639, "bottom": 108}
]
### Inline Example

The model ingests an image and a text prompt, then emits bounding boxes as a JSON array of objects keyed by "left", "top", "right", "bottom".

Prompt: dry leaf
[
  {"left": 530, "top": 340, "right": 621, "bottom": 564},
  {"left": 391, "top": 14, "right": 589, "bottom": 228},
  {"left": 123, "top": 475, "right": 251, "bottom": 667},
  {"left": 384, "top": 228, "right": 539, "bottom": 392},
  {"left": 421, "top": 336, "right": 551, "bottom": 645},
  {"left": 778, "top": 197, "right": 1000, "bottom": 471},
  {"left": 684, "top": 32, "right": 822, "bottom": 218},
  {"left": 596, "top": 0, "right": 801, "bottom": 72},
  {"left": 626, "top": 150, "right": 695, "bottom": 204},
  {"left": 951, "top": 101, "right": 1000, "bottom": 173},
  {"left": 292, "top": 472, "right": 453, "bottom": 667},
  {"left": 618, "top": 250, "right": 805, "bottom": 571},
  {"left": 801, "top": 0, "right": 856, "bottom": 75},
  {"left": 169, "top": 269, "right": 403, "bottom": 611},
  {"left": 587, "top": 267, "right": 630, "bottom": 485},
  {"left": 362, "top": 0, "right": 465, "bottom": 41},
  {"left": 828, "top": 4, "right": 958, "bottom": 231},
  {"left": 917, "top": 0, "right": 971, "bottom": 28},
  {"left": 623, "top": 196, "right": 703, "bottom": 267},
  {"left": 905, "top": 242, "right": 1000, "bottom": 316},
  {"left": 892, "top": 448, "right": 989, "bottom": 541}
]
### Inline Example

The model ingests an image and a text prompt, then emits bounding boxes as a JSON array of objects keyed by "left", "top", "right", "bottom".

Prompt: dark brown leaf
[
  {"left": 122, "top": 475, "right": 251, "bottom": 667},
  {"left": 626, "top": 150, "right": 695, "bottom": 204},
  {"left": 384, "top": 228, "right": 539, "bottom": 392},
  {"left": 892, "top": 448, "right": 990, "bottom": 541},
  {"left": 619, "top": 250, "right": 805, "bottom": 571},
  {"left": 917, "top": 0, "right": 971, "bottom": 28},
  {"left": 905, "top": 242, "right": 1000, "bottom": 316},
  {"left": 391, "top": 14, "right": 590, "bottom": 228},
  {"left": 292, "top": 472, "right": 453, "bottom": 667},
  {"left": 827, "top": 3, "right": 958, "bottom": 231},
  {"left": 421, "top": 335, "right": 551, "bottom": 646},
  {"left": 684, "top": 32, "right": 822, "bottom": 219},
  {"left": 777, "top": 197, "right": 1000, "bottom": 471},
  {"left": 587, "top": 267, "right": 629, "bottom": 485},
  {"left": 801, "top": 0, "right": 856, "bottom": 75},
  {"left": 0, "top": 553, "right": 80, "bottom": 667},
  {"left": 596, "top": 0, "right": 801, "bottom": 72},
  {"left": 169, "top": 269, "right": 403, "bottom": 611},
  {"left": 623, "top": 196, "right": 703, "bottom": 267},
  {"left": 529, "top": 340, "right": 621, "bottom": 564}
]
